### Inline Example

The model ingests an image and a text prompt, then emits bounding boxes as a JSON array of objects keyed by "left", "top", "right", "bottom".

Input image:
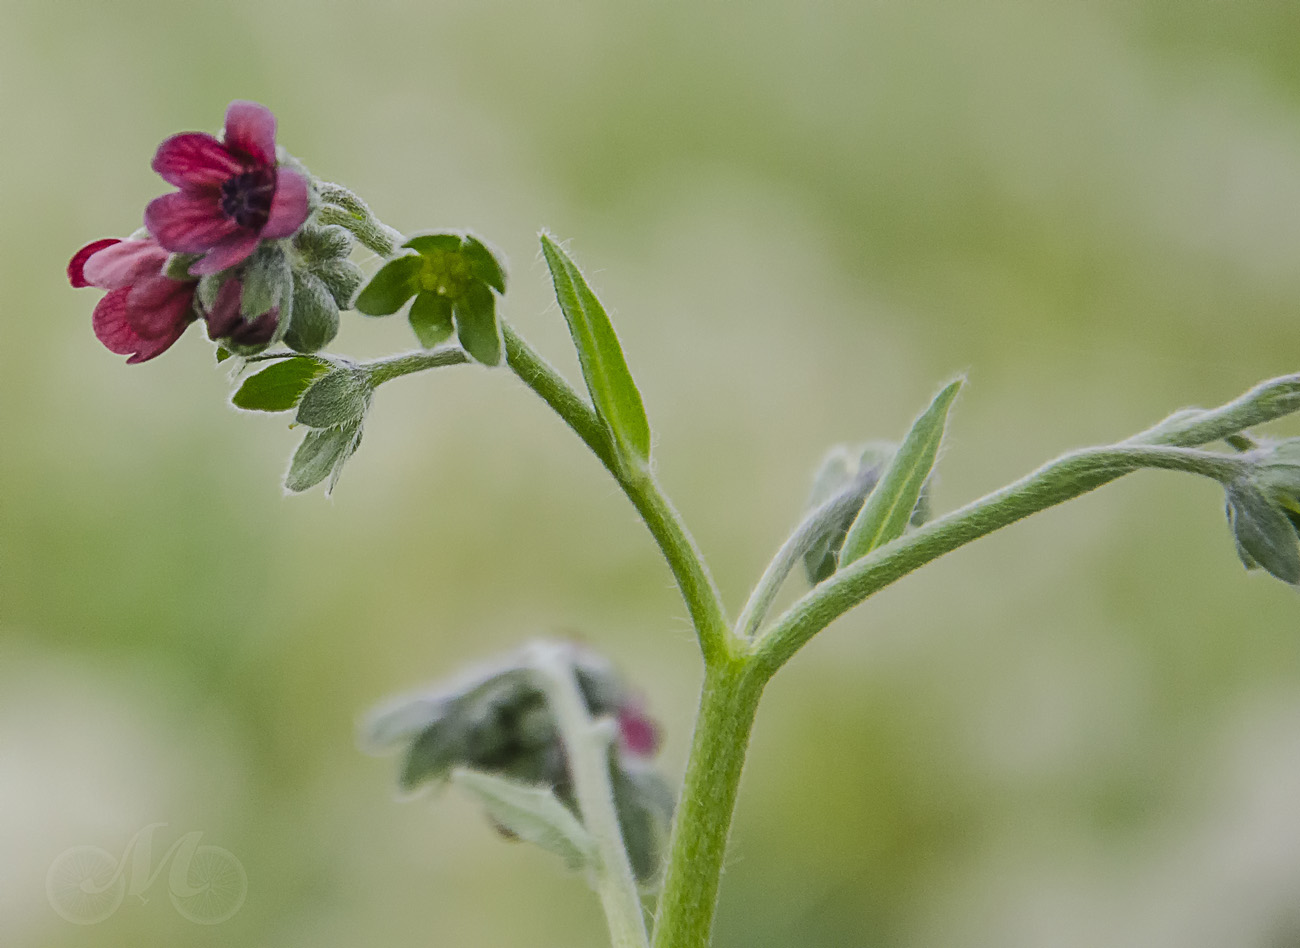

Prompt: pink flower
[
  {"left": 145, "top": 101, "right": 310, "bottom": 277},
  {"left": 68, "top": 237, "right": 198, "bottom": 364},
  {"left": 201, "top": 277, "right": 280, "bottom": 348},
  {"left": 617, "top": 704, "right": 661, "bottom": 757}
]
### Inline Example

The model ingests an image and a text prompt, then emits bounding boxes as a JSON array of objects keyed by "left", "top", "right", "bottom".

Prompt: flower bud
[{"left": 1225, "top": 438, "right": 1300, "bottom": 585}]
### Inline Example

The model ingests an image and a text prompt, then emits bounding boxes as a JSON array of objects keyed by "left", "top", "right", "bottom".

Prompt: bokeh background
[{"left": 4, "top": 1, "right": 1300, "bottom": 945}]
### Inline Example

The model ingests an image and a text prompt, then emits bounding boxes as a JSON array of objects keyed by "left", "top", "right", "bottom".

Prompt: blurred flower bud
[
  {"left": 1226, "top": 438, "right": 1300, "bottom": 585},
  {"left": 363, "top": 642, "right": 672, "bottom": 880}
]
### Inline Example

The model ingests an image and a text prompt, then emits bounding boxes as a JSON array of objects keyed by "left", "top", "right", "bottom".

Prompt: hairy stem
[
  {"left": 502, "top": 322, "right": 734, "bottom": 663},
  {"left": 753, "top": 444, "right": 1250, "bottom": 676},
  {"left": 650, "top": 659, "right": 765, "bottom": 948},
  {"left": 364, "top": 346, "right": 469, "bottom": 386},
  {"left": 529, "top": 643, "right": 649, "bottom": 948}
]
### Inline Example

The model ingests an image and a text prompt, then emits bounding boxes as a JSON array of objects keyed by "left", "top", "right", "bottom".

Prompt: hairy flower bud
[{"left": 1225, "top": 438, "right": 1300, "bottom": 585}]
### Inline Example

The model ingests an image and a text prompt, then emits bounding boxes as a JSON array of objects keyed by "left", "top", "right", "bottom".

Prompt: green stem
[
  {"left": 752, "top": 444, "right": 1247, "bottom": 676},
  {"left": 529, "top": 643, "right": 649, "bottom": 948},
  {"left": 734, "top": 468, "right": 879, "bottom": 641},
  {"left": 314, "top": 181, "right": 405, "bottom": 257},
  {"left": 650, "top": 659, "right": 765, "bottom": 948},
  {"left": 364, "top": 346, "right": 469, "bottom": 386},
  {"left": 502, "top": 322, "right": 734, "bottom": 664}
]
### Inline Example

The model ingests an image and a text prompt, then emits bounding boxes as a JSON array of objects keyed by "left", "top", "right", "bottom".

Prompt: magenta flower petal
[
  {"left": 190, "top": 230, "right": 262, "bottom": 276},
  {"left": 617, "top": 706, "right": 660, "bottom": 757},
  {"left": 260, "top": 167, "right": 310, "bottom": 239},
  {"left": 126, "top": 276, "right": 196, "bottom": 339},
  {"left": 223, "top": 100, "right": 277, "bottom": 166},
  {"left": 93, "top": 288, "right": 189, "bottom": 363},
  {"left": 145, "top": 190, "right": 239, "bottom": 254},
  {"left": 81, "top": 239, "right": 169, "bottom": 290},
  {"left": 68, "top": 238, "right": 120, "bottom": 288},
  {"left": 153, "top": 132, "right": 245, "bottom": 188},
  {"left": 203, "top": 278, "right": 243, "bottom": 338}
]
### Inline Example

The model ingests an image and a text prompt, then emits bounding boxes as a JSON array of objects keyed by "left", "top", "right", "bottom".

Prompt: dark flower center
[{"left": 219, "top": 168, "right": 276, "bottom": 231}]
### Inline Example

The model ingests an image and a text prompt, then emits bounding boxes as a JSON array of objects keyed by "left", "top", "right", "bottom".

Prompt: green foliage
[
  {"left": 231, "top": 357, "right": 330, "bottom": 412},
  {"left": 284, "top": 421, "right": 364, "bottom": 494},
  {"left": 451, "top": 769, "right": 596, "bottom": 871},
  {"left": 354, "top": 254, "right": 422, "bottom": 316},
  {"left": 408, "top": 292, "right": 455, "bottom": 349},
  {"left": 802, "top": 443, "right": 896, "bottom": 585},
  {"left": 540, "top": 234, "right": 651, "bottom": 468},
  {"left": 839, "top": 379, "right": 962, "bottom": 566},
  {"left": 453, "top": 281, "right": 502, "bottom": 366},
  {"left": 296, "top": 367, "right": 371, "bottom": 428},
  {"left": 240, "top": 243, "right": 291, "bottom": 320}
]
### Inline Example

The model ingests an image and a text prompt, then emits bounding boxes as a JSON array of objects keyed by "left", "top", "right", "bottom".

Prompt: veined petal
[
  {"left": 223, "top": 100, "right": 277, "bottom": 166},
  {"left": 81, "top": 239, "right": 169, "bottom": 290},
  {"left": 191, "top": 230, "right": 261, "bottom": 276},
  {"left": 126, "top": 276, "right": 196, "bottom": 339},
  {"left": 259, "top": 167, "right": 310, "bottom": 239},
  {"left": 152, "top": 132, "right": 244, "bottom": 187},
  {"left": 68, "top": 238, "right": 120, "bottom": 288},
  {"left": 93, "top": 288, "right": 189, "bottom": 363},
  {"left": 146, "top": 190, "right": 238, "bottom": 253},
  {"left": 203, "top": 278, "right": 244, "bottom": 338}
]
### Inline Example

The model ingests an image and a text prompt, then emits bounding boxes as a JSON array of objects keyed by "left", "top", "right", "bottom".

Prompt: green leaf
[
  {"left": 240, "top": 243, "right": 290, "bottom": 319},
  {"left": 462, "top": 234, "right": 506, "bottom": 293},
  {"left": 285, "top": 421, "right": 363, "bottom": 494},
  {"left": 453, "top": 282, "right": 503, "bottom": 366},
  {"left": 296, "top": 367, "right": 371, "bottom": 428},
  {"left": 314, "top": 259, "right": 365, "bottom": 310},
  {"left": 215, "top": 347, "right": 232, "bottom": 364},
  {"left": 1226, "top": 482, "right": 1300, "bottom": 585},
  {"left": 231, "top": 357, "right": 329, "bottom": 412},
  {"left": 540, "top": 234, "right": 652, "bottom": 467},
  {"left": 409, "top": 291, "right": 455, "bottom": 349},
  {"left": 402, "top": 232, "right": 463, "bottom": 255},
  {"left": 284, "top": 271, "right": 341, "bottom": 353},
  {"left": 839, "top": 379, "right": 963, "bottom": 566},
  {"left": 451, "top": 769, "right": 595, "bottom": 871},
  {"left": 801, "top": 443, "right": 894, "bottom": 585},
  {"left": 354, "top": 254, "right": 422, "bottom": 316},
  {"left": 612, "top": 761, "right": 675, "bottom": 885}
]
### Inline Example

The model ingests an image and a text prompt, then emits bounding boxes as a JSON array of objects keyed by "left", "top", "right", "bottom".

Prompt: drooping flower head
[
  {"left": 68, "top": 237, "right": 198, "bottom": 363},
  {"left": 145, "top": 101, "right": 310, "bottom": 277}
]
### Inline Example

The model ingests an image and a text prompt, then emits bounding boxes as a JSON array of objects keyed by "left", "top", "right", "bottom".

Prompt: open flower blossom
[
  {"left": 145, "top": 101, "right": 310, "bottom": 277},
  {"left": 68, "top": 237, "right": 198, "bottom": 363}
]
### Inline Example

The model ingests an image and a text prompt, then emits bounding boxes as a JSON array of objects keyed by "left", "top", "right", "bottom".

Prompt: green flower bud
[{"left": 1225, "top": 438, "right": 1300, "bottom": 585}]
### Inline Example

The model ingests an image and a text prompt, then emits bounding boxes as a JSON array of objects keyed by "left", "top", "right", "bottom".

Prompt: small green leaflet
[
  {"left": 540, "top": 234, "right": 651, "bottom": 468},
  {"left": 839, "top": 379, "right": 964, "bottom": 567},
  {"left": 451, "top": 768, "right": 595, "bottom": 871},
  {"left": 231, "top": 356, "right": 330, "bottom": 412},
  {"left": 284, "top": 421, "right": 363, "bottom": 494}
]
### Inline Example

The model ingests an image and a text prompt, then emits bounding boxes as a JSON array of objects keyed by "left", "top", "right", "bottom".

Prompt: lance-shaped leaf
[
  {"left": 839, "top": 379, "right": 963, "bottom": 566},
  {"left": 451, "top": 769, "right": 596, "bottom": 871},
  {"left": 285, "top": 421, "right": 363, "bottom": 494},
  {"left": 540, "top": 234, "right": 651, "bottom": 467},
  {"left": 231, "top": 356, "right": 330, "bottom": 412}
]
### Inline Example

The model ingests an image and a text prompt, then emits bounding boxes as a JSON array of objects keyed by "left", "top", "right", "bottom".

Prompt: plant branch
[
  {"left": 528, "top": 643, "right": 649, "bottom": 948},
  {"left": 752, "top": 443, "right": 1255, "bottom": 677},
  {"left": 503, "top": 322, "right": 734, "bottom": 663},
  {"left": 364, "top": 346, "right": 469, "bottom": 386}
]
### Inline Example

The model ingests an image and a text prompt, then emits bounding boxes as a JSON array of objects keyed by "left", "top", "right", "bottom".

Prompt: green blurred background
[{"left": 4, "top": 1, "right": 1300, "bottom": 945}]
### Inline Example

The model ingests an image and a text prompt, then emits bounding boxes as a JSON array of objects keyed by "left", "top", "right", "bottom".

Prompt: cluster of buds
[
  {"left": 363, "top": 644, "right": 673, "bottom": 884},
  {"left": 67, "top": 101, "right": 359, "bottom": 362},
  {"left": 801, "top": 441, "right": 932, "bottom": 584}
]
